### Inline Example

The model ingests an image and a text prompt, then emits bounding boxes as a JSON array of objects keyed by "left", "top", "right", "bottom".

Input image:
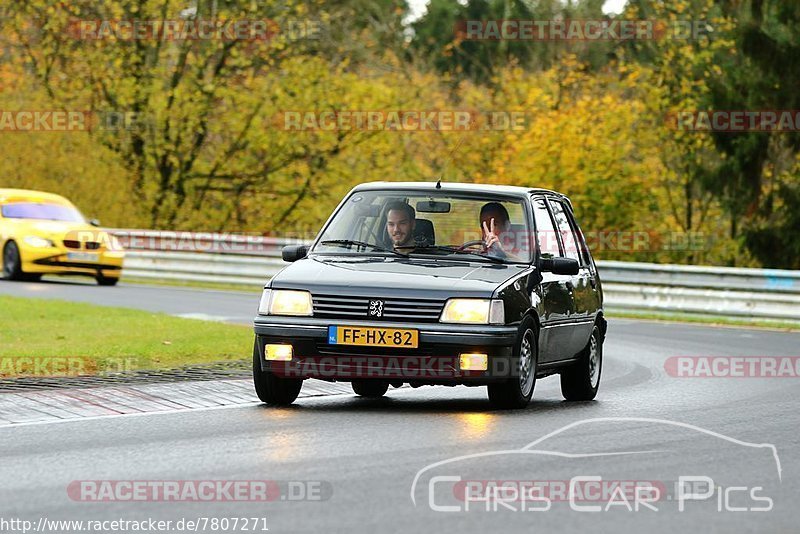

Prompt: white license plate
[{"left": 67, "top": 252, "right": 99, "bottom": 262}]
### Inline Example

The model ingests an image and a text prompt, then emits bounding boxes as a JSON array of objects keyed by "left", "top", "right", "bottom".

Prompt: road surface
[{"left": 0, "top": 278, "right": 798, "bottom": 533}]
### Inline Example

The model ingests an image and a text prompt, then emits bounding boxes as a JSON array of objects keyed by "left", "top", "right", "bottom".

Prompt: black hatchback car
[{"left": 253, "top": 182, "right": 606, "bottom": 408}]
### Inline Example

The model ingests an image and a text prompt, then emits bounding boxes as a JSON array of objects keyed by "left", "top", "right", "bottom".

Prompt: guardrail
[
  {"left": 110, "top": 230, "right": 800, "bottom": 322},
  {"left": 598, "top": 261, "right": 800, "bottom": 321}
]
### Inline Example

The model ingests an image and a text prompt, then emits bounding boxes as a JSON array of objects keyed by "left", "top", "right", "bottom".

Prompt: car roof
[
  {"left": 0, "top": 188, "right": 72, "bottom": 205},
  {"left": 351, "top": 181, "right": 572, "bottom": 206}
]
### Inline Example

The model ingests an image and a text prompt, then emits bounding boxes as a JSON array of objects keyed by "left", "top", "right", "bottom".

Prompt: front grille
[
  {"left": 312, "top": 294, "right": 445, "bottom": 323},
  {"left": 61, "top": 240, "right": 102, "bottom": 250}
]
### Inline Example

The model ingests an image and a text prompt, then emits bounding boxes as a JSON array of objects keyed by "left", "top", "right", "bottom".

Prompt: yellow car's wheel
[
  {"left": 2, "top": 241, "right": 41, "bottom": 282},
  {"left": 96, "top": 275, "right": 119, "bottom": 286},
  {"left": 2, "top": 241, "right": 26, "bottom": 281},
  {"left": 2, "top": 241, "right": 21, "bottom": 280}
]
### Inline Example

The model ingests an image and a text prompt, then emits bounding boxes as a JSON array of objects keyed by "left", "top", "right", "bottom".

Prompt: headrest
[{"left": 413, "top": 218, "right": 435, "bottom": 246}]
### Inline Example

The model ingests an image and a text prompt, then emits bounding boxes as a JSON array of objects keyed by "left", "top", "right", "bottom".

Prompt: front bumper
[
  {"left": 254, "top": 316, "right": 519, "bottom": 384},
  {"left": 21, "top": 244, "right": 124, "bottom": 277}
]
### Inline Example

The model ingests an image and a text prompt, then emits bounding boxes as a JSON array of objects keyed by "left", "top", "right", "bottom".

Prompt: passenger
[{"left": 480, "top": 202, "right": 523, "bottom": 261}]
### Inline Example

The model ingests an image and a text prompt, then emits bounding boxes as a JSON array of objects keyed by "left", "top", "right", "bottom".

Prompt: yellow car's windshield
[{"left": 1, "top": 202, "right": 84, "bottom": 222}]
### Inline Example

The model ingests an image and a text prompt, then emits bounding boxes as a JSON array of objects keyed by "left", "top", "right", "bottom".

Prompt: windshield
[
  {"left": 1, "top": 202, "right": 85, "bottom": 222},
  {"left": 313, "top": 190, "right": 533, "bottom": 263}
]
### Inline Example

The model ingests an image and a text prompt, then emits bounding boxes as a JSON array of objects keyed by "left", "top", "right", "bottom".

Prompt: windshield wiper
[
  {"left": 410, "top": 244, "right": 509, "bottom": 264},
  {"left": 318, "top": 239, "right": 405, "bottom": 257}
]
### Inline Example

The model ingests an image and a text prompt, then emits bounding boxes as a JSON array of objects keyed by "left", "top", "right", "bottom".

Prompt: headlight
[
  {"left": 440, "top": 298, "right": 504, "bottom": 325},
  {"left": 258, "top": 289, "right": 313, "bottom": 316},
  {"left": 23, "top": 236, "right": 55, "bottom": 248}
]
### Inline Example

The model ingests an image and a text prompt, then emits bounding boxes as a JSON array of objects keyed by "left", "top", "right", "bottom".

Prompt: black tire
[
  {"left": 96, "top": 275, "right": 119, "bottom": 286},
  {"left": 487, "top": 317, "right": 538, "bottom": 409},
  {"left": 252, "top": 340, "right": 303, "bottom": 405},
  {"left": 560, "top": 324, "right": 603, "bottom": 401},
  {"left": 351, "top": 380, "right": 389, "bottom": 398},
  {"left": 2, "top": 241, "right": 23, "bottom": 281}
]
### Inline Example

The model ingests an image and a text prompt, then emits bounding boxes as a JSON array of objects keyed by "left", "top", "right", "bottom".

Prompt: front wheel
[
  {"left": 252, "top": 341, "right": 303, "bottom": 405},
  {"left": 2, "top": 241, "right": 23, "bottom": 280},
  {"left": 96, "top": 275, "right": 119, "bottom": 286},
  {"left": 351, "top": 380, "right": 389, "bottom": 398},
  {"left": 560, "top": 324, "right": 603, "bottom": 401},
  {"left": 487, "top": 318, "right": 537, "bottom": 409}
]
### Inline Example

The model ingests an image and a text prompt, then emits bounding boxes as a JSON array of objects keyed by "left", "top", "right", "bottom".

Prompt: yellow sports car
[{"left": 0, "top": 189, "right": 124, "bottom": 285}]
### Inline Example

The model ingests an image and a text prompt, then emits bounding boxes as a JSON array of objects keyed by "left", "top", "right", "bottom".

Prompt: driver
[
  {"left": 480, "top": 202, "right": 523, "bottom": 261},
  {"left": 385, "top": 201, "right": 417, "bottom": 254}
]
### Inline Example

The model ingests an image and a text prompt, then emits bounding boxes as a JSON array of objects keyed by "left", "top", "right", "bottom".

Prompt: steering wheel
[{"left": 457, "top": 239, "right": 485, "bottom": 252}]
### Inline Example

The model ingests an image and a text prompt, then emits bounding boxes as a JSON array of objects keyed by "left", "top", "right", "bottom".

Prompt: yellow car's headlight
[
  {"left": 23, "top": 236, "right": 55, "bottom": 248},
  {"left": 259, "top": 289, "right": 313, "bottom": 316},
  {"left": 440, "top": 298, "right": 505, "bottom": 325}
]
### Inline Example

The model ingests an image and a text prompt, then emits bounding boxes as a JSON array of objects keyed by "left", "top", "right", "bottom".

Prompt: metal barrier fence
[{"left": 111, "top": 230, "right": 800, "bottom": 322}]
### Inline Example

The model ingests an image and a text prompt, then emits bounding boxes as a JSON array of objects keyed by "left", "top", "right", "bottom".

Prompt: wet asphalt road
[
  {"left": 1, "top": 278, "right": 260, "bottom": 324},
  {"left": 1, "top": 278, "right": 799, "bottom": 533}
]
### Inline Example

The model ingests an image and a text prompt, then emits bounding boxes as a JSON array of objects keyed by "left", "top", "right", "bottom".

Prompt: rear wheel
[
  {"left": 351, "top": 380, "right": 389, "bottom": 398},
  {"left": 560, "top": 324, "right": 603, "bottom": 401},
  {"left": 2, "top": 241, "right": 23, "bottom": 281},
  {"left": 487, "top": 318, "right": 537, "bottom": 409},
  {"left": 252, "top": 341, "right": 303, "bottom": 405}
]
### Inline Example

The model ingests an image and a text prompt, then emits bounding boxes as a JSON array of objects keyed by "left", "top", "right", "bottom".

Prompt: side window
[
  {"left": 549, "top": 200, "right": 581, "bottom": 263},
  {"left": 532, "top": 197, "right": 561, "bottom": 258},
  {"left": 568, "top": 210, "right": 593, "bottom": 266}
]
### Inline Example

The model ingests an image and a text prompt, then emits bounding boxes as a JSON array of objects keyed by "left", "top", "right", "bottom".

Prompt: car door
[
  {"left": 548, "top": 198, "right": 596, "bottom": 356},
  {"left": 566, "top": 200, "right": 602, "bottom": 315},
  {"left": 531, "top": 196, "right": 575, "bottom": 362}
]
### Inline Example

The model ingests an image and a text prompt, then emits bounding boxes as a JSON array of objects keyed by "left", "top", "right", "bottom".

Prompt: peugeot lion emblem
[{"left": 368, "top": 299, "right": 385, "bottom": 318}]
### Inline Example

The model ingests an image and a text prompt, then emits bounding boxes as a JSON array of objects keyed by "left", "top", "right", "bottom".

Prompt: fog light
[
  {"left": 459, "top": 353, "right": 488, "bottom": 371},
  {"left": 265, "top": 344, "right": 293, "bottom": 361}
]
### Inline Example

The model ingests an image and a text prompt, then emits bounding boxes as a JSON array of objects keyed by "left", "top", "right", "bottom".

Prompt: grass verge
[{"left": 0, "top": 295, "right": 251, "bottom": 377}]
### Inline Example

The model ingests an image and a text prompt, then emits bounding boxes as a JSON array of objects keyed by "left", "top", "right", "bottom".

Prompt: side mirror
[
  {"left": 89, "top": 218, "right": 101, "bottom": 227},
  {"left": 540, "top": 256, "right": 579, "bottom": 275},
  {"left": 282, "top": 244, "right": 309, "bottom": 262}
]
